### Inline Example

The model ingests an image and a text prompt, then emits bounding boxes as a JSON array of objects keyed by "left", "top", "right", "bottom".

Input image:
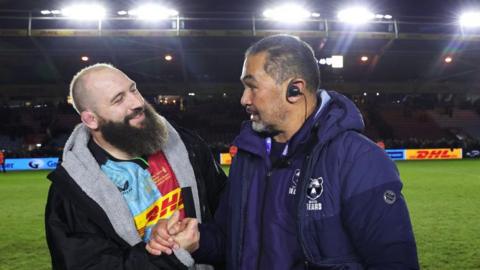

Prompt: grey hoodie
[{"left": 60, "top": 117, "right": 207, "bottom": 268}]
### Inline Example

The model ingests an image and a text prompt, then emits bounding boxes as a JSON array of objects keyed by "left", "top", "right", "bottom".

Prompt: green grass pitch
[{"left": 0, "top": 160, "right": 479, "bottom": 269}]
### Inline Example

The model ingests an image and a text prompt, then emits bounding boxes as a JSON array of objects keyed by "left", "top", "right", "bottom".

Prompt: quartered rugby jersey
[{"left": 88, "top": 139, "right": 186, "bottom": 242}]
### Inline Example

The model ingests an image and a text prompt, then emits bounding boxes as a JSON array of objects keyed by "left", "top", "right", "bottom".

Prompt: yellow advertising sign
[{"left": 406, "top": 148, "right": 462, "bottom": 160}]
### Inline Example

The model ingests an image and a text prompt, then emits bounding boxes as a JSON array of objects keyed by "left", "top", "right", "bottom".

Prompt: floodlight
[
  {"left": 81, "top": 56, "right": 89, "bottom": 62},
  {"left": 128, "top": 4, "right": 179, "bottom": 21},
  {"left": 117, "top": 10, "right": 128, "bottom": 16},
  {"left": 165, "top": 54, "right": 173, "bottom": 61},
  {"left": 459, "top": 11, "right": 480, "bottom": 28},
  {"left": 263, "top": 4, "right": 312, "bottom": 23},
  {"left": 51, "top": 10, "right": 61, "bottom": 15},
  {"left": 338, "top": 7, "right": 375, "bottom": 24},
  {"left": 331, "top": 55, "right": 344, "bottom": 68},
  {"left": 444, "top": 56, "right": 453, "bottom": 63},
  {"left": 41, "top": 10, "right": 51, "bottom": 15},
  {"left": 360, "top": 56, "right": 369, "bottom": 62},
  {"left": 61, "top": 4, "right": 106, "bottom": 20},
  {"left": 374, "top": 14, "right": 393, "bottom": 20}
]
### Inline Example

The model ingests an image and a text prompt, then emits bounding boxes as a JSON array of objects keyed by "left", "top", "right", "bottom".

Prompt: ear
[
  {"left": 80, "top": 111, "right": 99, "bottom": 130},
  {"left": 286, "top": 79, "right": 307, "bottom": 104}
]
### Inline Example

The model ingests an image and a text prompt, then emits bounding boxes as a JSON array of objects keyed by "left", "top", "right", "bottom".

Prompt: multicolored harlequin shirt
[{"left": 88, "top": 140, "right": 185, "bottom": 242}]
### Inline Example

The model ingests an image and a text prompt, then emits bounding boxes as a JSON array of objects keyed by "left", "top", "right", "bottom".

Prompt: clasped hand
[{"left": 146, "top": 211, "right": 200, "bottom": 255}]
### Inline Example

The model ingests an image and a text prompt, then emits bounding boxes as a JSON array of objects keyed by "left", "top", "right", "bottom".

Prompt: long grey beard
[{"left": 99, "top": 103, "right": 168, "bottom": 157}]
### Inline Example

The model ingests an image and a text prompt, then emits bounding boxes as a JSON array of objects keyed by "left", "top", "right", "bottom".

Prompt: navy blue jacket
[{"left": 195, "top": 91, "right": 419, "bottom": 270}]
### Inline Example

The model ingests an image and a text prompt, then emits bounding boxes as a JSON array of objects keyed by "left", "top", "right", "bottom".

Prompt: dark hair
[{"left": 245, "top": 34, "right": 320, "bottom": 93}]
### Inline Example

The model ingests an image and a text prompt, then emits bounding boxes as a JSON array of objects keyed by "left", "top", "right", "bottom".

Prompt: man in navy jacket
[{"left": 150, "top": 34, "right": 419, "bottom": 270}]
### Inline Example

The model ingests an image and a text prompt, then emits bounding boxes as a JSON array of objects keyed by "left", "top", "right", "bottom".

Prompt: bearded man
[{"left": 44, "top": 63, "right": 226, "bottom": 270}]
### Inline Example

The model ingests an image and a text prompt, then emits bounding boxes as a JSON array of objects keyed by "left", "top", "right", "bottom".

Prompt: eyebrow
[{"left": 110, "top": 82, "right": 136, "bottom": 104}]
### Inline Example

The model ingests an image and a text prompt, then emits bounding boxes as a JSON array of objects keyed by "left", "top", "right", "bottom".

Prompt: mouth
[
  {"left": 125, "top": 108, "right": 146, "bottom": 124},
  {"left": 131, "top": 111, "right": 144, "bottom": 120},
  {"left": 246, "top": 107, "right": 259, "bottom": 121}
]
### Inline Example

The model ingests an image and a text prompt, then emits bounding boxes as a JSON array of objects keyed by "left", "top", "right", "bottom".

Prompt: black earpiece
[
  {"left": 286, "top": 79, "right": 308, "bottom": 120},
  {"left": 286, "top": 80, "right": 302, "bottom": 103}
]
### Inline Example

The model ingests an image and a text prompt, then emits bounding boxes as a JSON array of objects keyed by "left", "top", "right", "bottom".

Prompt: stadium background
[{"left": 0, "top": 0, "right": 480, "bottom": 269}]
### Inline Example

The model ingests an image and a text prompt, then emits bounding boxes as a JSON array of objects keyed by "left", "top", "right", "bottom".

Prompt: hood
[
  {"left": 56, "top": 121, "right": 197, "bottom": 267},
  {"left": 314, "top": 90, "right": 364, "bottom": 145},
  {"left": 60, "top": 123, "right": 143, "bottom": 246},
  {"left": 58, "top": 116, "right": 204, "bottom": 238}
]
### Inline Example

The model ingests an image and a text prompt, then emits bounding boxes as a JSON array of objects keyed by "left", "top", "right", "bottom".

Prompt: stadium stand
[
  {"left": 427, "top": 109, "right": 480, "bottom": 138},
  {"left": 2, "top": 92, "right": 480, "bottom": 160},
  {"left": 380, "top": 106, "right": 450, "bottom": 140}
]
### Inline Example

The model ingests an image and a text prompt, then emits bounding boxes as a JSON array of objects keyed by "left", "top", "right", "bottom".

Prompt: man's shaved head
[{"left": 69, "top": 63, "right": 118, "bottom": 114}]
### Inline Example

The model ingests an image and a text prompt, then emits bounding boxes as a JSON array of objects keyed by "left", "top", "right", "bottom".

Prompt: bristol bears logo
[
  {"left": 307, "top": 177, "right": 323, "bottom": 200},
  {"left": 306, "top": 177, "right": 323, "bottom": 211}
]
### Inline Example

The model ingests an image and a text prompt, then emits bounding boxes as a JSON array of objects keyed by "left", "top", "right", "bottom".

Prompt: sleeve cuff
[{"left": 173, "top": 248, "right": 195, "bottom": 267}]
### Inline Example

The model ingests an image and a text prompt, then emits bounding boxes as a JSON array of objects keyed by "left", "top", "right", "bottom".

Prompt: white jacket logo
[
  {"left": 306, "top": 177, "right": 323, "bottom": 211},
  {"left": 288, "top": 169, "right": 301, "bottom": 195},
  {"left": 307, "top": 177, "right": 323, "bottom": 200}
]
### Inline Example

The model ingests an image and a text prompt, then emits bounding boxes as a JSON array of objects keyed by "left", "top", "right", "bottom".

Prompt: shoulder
[
  {"left": 326, "top": 132, "right": 401, "bottom": 198},
  {"left": 45, "top": 167, "right": 75, "bottom": 214},
  {"left": 171, "top": 125, "right": 215, "bottom": 167},
  {"left": 46, "top": 165, "right": 88, "bottom": 204},
  {"left": 173, "top": 125, "right": 207, "bottom": 148},
  {"left": 326, "top": 131, "right": 399, "bottom": 179},
  {"left": 328, "top": 130, "right": 385, "bottom": 160},
  {"left": 47, "top": 164, "right": 73, "bottom": 185},
  {"left": 46, "top": 166, "right": 73, "bottom": 203}
]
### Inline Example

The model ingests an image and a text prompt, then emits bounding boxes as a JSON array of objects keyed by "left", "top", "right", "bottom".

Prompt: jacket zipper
[
  {"left": 298, "top": 154, "right": 313, "bottom": 262},
  {"left": 298, "top": 143, "right": 324, "bottom": 262},
  {"left": 238, "top": 153, "right": 255, "bottom": 268},
  {"left": 255, "top": 169, "right": 273, "bottom": 270}
]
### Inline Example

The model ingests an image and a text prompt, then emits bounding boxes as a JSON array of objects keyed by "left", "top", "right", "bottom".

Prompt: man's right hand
[
  {"left": 171, "top": 218, "right": 199, "bottom": 253},
  {"left": 146, "top": 211, "right": 182, "bottom": 255},
  {"left": 146, "top": 211, "right": 199, "bottom": 255}
]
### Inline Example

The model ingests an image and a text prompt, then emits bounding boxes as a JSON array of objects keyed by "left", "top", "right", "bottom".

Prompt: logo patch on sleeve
[{"left": 383, "top": 190, "right": 397, "bottom": 204}]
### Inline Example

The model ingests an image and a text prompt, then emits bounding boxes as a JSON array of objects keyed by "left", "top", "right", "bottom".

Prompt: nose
[
  {"left": 128, "top": 91, "right": 144, "bottom": 110},
  {"left": 240, "top": 88, "right": 252, "bottom": 107}
]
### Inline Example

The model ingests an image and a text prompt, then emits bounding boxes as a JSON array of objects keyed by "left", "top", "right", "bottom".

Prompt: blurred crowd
[{"left": 2, "top": 92, "right": 480, "bottom": 159}]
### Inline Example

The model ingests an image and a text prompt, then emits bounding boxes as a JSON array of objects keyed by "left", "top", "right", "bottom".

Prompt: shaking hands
[{"left": 146, "top": 211, "right": 200, "bottom": 255}]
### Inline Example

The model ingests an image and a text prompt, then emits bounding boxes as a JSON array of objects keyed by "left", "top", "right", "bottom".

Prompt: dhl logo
[
  {"left": 406, "top": 148, "right": 462, "bottom": 160},
  {"left": 134, "top": 187, "right": 184, "bottom": 236}
]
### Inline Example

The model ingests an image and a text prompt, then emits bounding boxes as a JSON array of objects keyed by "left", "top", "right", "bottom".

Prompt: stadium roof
[
  {"left": 0, "top": 0, "right": 479, "bottom": 98},
  {"left": 0, "top": 0, "right": 478, "bottom": 19}
]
